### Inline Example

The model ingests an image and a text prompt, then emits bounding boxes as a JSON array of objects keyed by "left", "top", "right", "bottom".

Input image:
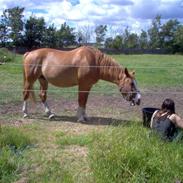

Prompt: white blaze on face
[
  {"left": 131, "top": 80, "right": 141, "bottom": 105},
  {"left": 135, "top": 92, "right": 141, "bottom": 103}
]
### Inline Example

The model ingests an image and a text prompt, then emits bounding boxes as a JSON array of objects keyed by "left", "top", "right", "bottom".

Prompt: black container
[{"left": 142, "top": 107, "right": 159, "bottom": 128}]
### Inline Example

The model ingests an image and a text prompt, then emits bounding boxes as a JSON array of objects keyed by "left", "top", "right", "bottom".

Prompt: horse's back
[{"left": 23, "top": 47, "right": 99, "bottom": 87}]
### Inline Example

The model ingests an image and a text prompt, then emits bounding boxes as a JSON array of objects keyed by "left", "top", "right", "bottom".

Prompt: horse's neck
[{"left": 98, "top": 56, "right": 124, "bottom": 84}]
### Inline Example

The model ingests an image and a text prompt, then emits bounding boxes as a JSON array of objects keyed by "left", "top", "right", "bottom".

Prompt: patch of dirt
[{"left": 1, "top": 88, "right": 183, "bottom": 126}]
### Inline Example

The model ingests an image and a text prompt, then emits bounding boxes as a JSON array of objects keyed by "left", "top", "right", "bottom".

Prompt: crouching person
[{"left": 150, "top": 98, "right": 183, "bottom": 141}]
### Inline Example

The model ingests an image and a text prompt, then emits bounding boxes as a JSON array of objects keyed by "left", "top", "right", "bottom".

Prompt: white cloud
[
  {"left": 101, "top": 0, "right": 134, "bottom": 6},
  {"left": 0, "top": 0, "right": 182, "bottom": 35}
]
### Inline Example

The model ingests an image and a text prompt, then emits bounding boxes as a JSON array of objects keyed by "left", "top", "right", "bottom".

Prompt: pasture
[{"left": 1, "top": 49, "right": 183, "bottom": 182}]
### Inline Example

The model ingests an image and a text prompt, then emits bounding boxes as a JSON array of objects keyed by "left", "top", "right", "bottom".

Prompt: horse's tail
[
  {"left": 23, "top": 52, "right": 36, "bottom": 103},
  {"left": 23, "top": 52, "right": 30, "bottom": 59}
]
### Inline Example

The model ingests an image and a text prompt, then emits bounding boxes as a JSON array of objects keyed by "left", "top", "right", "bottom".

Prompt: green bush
[
  {"left": 89, "top": 123, "right": 183, "bottom": 183},
  {"left": 0, "top": 48, "right": 15, "bottom": 63}
]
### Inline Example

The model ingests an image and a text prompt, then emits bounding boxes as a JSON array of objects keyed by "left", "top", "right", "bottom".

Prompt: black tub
[{"left": 142, "top": 107, "right": 159, "bottom": 128}]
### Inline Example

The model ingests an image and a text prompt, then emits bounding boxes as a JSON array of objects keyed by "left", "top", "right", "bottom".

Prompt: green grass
[
  {"left": 0, "top": 126, "right": 33, "bottom": 149},
  {"left": 0, "top": 126, "right": 34, "bottom": 183},
  {"left": 27, "top": 156, "right": 74, "bottom": 183},
  {"left": 55, "top": 132, "right": 96, "bottom": 147},
  {"left": 1, "top": 120, "right": 183, "bottom": 182},
  {"left": 113, "top": 54, "right": 183, "bottom": 88},
  {"left": 0, "top": 48, "right": 16, "bottom": 63},
  {"left": 0, "top": 147, "right": 21, "bottom": 183},
  {"left": 1, "top": 50, "right": 183, "bottom": 182},
  {"left": 89, "top": 123, "right": 183, "bottom": 183}
]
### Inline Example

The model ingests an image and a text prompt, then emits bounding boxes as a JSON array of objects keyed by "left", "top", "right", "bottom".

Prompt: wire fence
[
  {"left": 1, "top": 62, "right": 183, "bottom": 123},
  {"left": 1, "top": 62, "right": 183, "bottom": 69}
]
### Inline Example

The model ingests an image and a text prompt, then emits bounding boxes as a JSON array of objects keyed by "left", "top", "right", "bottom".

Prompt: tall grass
[
  {"left": 89, "top": 123, "right": 183, "bottom": 183},
  {"left": 0, "top": 126, "right": 33, "bottom": 149},
  {"left": 0, "top": 126, "right": 34, "bottom": 183},
  {"left": 27, "top": 157, "right": 74, "bottom": 183},
  {"left": 0, "top": 48, "right": 16, "bottom": 63},
  {"left": 0, "top": 147, "right": 20, "bottom": 183}
]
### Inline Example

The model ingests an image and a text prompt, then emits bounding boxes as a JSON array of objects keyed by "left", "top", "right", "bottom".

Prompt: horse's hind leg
[
  {"left": 38, "top": 76, "right": 55, "bottom": 119},
  {"left": 22, "top": 80, "right": 34, "bottom": 118}
]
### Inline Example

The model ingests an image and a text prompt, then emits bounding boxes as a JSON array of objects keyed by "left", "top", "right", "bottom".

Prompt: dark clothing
[{"left": 152, "top": 113, "right": 177, "bottom": 141}]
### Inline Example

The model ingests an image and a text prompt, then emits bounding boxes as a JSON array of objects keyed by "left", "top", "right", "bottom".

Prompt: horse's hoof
[
  {"left": 77, "top": 116, "right": 88, "bottom": 123},
  {"left": 23, "top": 114, "right": 29, "bottom": 118},
  {"left": 49, "top": 113, "right": 55, "bottom": 120}
]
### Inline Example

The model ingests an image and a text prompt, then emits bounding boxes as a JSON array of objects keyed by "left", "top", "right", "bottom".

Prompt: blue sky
[{"left": 0, "top": 0, "right": 183, "bottom": 36}]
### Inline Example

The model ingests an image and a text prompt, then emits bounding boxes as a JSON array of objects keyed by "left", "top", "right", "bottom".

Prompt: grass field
[
  {"left": 1, "top": 52, "right": 183, "bottom": 103},
  {"left": 1, "top": 49, "right": 183, "bottom": 183}
]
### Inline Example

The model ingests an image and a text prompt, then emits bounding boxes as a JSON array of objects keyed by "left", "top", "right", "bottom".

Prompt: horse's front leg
[
  {"left": 77, "top": 86, "right": 91, "bottom": 122},
  {"left": 39, "top": 77, "right": 55, "bottom": 120}
]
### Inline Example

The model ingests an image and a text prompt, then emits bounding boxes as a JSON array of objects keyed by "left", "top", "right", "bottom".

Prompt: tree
[
  {"left": 77, "top": 25, "right": 94, "bottom": 44},
  {"left": 123, "top": 27, "right": 139, "bottom": 49},
  {"left": 139, "top": 30, "right": 149, "bottom": 49},
  {"left": 43, "top": 24, "right": 57, "bottom": 48},
  {"left": 148, "top": 15, "right": 162, "bottom": 48},
  {"left": 173, "top": 25, "right": 183, "bottom": 53},
  {"left": 161, "top": 19, "right": 180, "bottom": 50},
  {"left": 1, "top": 7, "right": 24, "bottom": 47},
  {"left": 56, "top": 22, "right": 76, "bottom": 48},
  {"left": 24, "top": 16, "right": 46, "bottom": 49},
  {"left": 112, "top": 35, "right": 123, "bottom": 49},
  {"left": 123, "top": 27, "right": 130, "bottom": 48},
  {"left": 128, "top": 33, "right": 139, "bottom": 48},
  {"left": 0, "top": 16, "right": 9, "bottom": 47},
  {"left": 95, "top": 25, "right": 107, "bottom": 47},
  {"left": 105, "top": 37, "right": 114, "bottom": 48}
]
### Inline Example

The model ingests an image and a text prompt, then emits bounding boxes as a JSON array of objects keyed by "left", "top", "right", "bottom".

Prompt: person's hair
[{"left": 156, "top": 98, "right": 175, "bottom": 118}]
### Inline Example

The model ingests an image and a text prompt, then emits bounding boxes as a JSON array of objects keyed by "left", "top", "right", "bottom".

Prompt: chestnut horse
[{"left": 22, "top": 46, "right": 141, "bottom": 122}]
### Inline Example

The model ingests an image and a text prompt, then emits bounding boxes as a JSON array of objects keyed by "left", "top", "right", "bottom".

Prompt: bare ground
[{"left": 1, "top": 88, "right": 183, "bottom": 126}]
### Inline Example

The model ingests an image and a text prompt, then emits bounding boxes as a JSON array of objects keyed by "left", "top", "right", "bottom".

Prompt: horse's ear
[
  {"left": 125, "top": 68, "right": 130, "bottom": 77},
  {"left": 130, "top": 70, "right": 135, "bottom": 77}
]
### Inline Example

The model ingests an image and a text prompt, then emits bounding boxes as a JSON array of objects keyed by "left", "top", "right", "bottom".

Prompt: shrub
[{"left": 0, "top": 48, "right": 14, "bottom": 63}]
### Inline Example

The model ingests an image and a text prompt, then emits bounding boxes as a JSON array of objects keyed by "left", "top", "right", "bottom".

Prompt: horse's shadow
[{"left": 31, "top": 114, "right": 131, "bottom": 126}]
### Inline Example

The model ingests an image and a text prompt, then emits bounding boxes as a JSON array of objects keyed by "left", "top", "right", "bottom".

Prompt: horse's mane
[
  {"left": 85, "top": 46, "right": 124, "bottom": 81},
  {"left": 85, "top": 46, "right": 122, "bottom": 68}
]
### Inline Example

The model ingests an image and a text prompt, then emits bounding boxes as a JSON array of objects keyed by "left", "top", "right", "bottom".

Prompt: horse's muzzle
[{"left": 130, "top": 92, "right": 141, "bottom": 106}]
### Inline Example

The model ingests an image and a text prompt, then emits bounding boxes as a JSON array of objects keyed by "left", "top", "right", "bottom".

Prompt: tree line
[
  {"left": 0, "top": 7, "right": 183, "bottom": 53},
  {"left": 105, "top": 16, "right": 183, "bottom": 53}
]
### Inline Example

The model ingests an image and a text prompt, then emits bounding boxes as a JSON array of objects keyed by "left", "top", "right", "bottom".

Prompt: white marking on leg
[
  {"left": 22, "top": 101, "right": 28, "bottom": 118},
  {"left": 77, "top": 107, "right": 88, "bottom": 122},
  {"left": 43, "top": 102, "right": 51, "bottom": 114},
  {"left": 43, "top": 102, "right": 55, "bottom": 119}
]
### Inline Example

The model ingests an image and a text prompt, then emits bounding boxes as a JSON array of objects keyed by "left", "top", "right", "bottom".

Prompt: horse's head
[{"left": 119, "top": 68, "right": 141, "bottom": 106}]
